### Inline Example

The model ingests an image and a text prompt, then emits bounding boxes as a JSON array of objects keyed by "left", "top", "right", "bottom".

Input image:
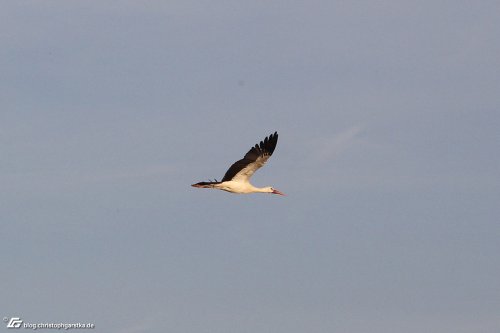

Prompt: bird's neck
[{"left": 254, "top": 186, "right": 272, "bottom": 193}]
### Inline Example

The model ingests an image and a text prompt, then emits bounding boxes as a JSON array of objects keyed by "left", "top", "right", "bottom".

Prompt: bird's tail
[{"left": 191, "top": 180, "right": 221, "bottom": 188}]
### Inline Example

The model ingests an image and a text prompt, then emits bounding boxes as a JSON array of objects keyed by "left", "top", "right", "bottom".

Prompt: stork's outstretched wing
[{"left": 221, "top": 132, "right": 278, "bottom": 183}]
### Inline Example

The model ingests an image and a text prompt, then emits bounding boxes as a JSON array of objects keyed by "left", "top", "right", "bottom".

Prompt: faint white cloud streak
[
  {"left": 280, "top": 125, "right": 365, "bottom": 192},
  {"left": 312, "top": 125, "right": 364, "bottom": 163}
]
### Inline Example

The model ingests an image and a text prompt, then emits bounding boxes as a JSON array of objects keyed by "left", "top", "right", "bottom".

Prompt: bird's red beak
[{"left": 272, "top": 189, "right": 285, "bottom": 196}]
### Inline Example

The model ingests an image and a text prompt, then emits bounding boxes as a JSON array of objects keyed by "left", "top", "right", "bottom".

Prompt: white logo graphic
[{"left": 6, "top": 317, "right": 23, "bottom": 328}]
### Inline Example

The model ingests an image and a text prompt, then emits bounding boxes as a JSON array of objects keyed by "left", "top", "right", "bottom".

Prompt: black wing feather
[{"left": 221, "top": 132, "right": 278, "bottom": 182}]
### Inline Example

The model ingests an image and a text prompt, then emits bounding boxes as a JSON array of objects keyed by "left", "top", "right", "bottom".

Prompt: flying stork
[{"left": 191, "top": 132, "right": 285, "bottom": 195}]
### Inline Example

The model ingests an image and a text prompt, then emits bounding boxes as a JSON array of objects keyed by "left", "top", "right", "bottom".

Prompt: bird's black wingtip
[{"left": 260, "top": 131, "right": 278, "bottom": 155}]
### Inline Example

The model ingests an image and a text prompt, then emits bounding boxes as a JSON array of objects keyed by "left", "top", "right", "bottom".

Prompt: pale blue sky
[{"left": 1, "top": 1, "right": 499, "bottom": 332}]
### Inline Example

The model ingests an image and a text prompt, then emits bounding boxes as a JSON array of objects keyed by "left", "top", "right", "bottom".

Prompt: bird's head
[{"left": 266, "top": 187, "right": 285, "bottom": 196}]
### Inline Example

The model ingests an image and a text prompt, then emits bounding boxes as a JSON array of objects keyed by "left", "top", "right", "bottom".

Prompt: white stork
[{"left": 192, "top": 132, "right": 285, "bottom": 195}]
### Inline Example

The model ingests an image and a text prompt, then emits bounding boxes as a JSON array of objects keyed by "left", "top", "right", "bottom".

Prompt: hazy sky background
[{"left": 1, "top": 1, "right": 499, "bottom": 332}]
